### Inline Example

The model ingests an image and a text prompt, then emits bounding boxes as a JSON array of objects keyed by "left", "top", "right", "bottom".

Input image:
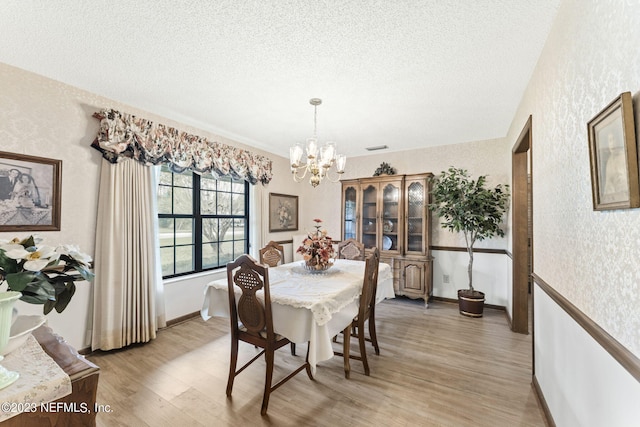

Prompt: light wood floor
[{"left": 87, "top": 298, "right": 548, "bottom": 427}]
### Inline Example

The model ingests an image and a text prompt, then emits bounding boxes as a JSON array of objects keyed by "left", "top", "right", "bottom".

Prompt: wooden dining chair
[
  {"left": 335, "top": 247, "right": 380, "bottom": 378},
  {"left": 337, "top": 238, "right": 365, "bottom": 261},
  {"left": 259, "top": 241, "right": 295, "bottom": 356},
  {"left": 259, "top": 241, "right": 285, "bottom": 267},
  {"left": 225, "top": 255, "right": 313, "bottom": 415}
]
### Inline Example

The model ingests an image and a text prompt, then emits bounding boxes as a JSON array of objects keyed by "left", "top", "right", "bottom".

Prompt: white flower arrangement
[{"left": 0, "top": 235, "right": 94, "bottom": 314}]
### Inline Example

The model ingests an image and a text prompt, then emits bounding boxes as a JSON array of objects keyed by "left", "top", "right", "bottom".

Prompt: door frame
[{"left": 511, "top": 115, "right": 532, "bottom": 334}]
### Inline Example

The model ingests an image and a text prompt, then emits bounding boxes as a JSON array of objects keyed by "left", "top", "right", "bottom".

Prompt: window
[{"left": 157, "top": 165, "right": 249, "bottom": 278}]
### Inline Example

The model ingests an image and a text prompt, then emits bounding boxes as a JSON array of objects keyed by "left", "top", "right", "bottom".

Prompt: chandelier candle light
[{"left": 289, "top": 98, "right": 346, "bottom": 187}]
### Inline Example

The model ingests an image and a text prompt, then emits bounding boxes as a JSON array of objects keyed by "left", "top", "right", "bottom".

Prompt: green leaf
[
  {"left": 19, "top": 279, "right": 56, "bottom": 305},
  {"left": 54, "top": 282, "right": 76, "bottom": 313},
  {"left": 43, "top": 300, "right": 55, "bottom": 315},
  {"left": 20, "top": 236, "right": 36, "bottom": 248},
  {"left": 74, "top": 265, "right": 95, "bottom": 282},
  {"left": 5, "top": 271, "right": 40, "bottom": 292},
  {"left": 0, "top": 250, "right": 19, "bottom": 274},
  {"left": 21, "top": 293, "right": 51, "bottom": 305}
]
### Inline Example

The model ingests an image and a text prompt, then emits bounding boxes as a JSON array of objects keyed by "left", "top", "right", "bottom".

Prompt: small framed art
[
  {"left": 0, "top": 151, "right": 62, "bottom": 231},
  {"left": 587, "top": 92, "right": 639, "bottom": 210},
  {"left": 268, "top": 193, "right": 298, "bottom": 232}
]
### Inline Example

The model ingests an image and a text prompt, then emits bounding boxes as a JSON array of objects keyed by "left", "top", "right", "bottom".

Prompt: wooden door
[{"left": 400, "top": 261, "right": 425, "bottom": 295}]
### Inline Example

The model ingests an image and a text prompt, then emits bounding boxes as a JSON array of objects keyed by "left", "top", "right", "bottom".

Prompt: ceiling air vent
[{"left": 365, "top": 145, "right": 389, "bottom": 151}]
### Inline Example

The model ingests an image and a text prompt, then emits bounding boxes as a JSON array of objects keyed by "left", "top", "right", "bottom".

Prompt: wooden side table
[{"left": 2, "top": 325, "right": 100, "bottom": 427}]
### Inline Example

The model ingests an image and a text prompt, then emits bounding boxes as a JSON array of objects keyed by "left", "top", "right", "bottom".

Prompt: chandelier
[{"left": 289, "top": 98, "right": 346, "bottom": 187}]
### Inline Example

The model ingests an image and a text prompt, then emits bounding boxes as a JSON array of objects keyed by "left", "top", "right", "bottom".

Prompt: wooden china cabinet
[{"left": 340, "top": 173, "right": 433, "bottom": 306}]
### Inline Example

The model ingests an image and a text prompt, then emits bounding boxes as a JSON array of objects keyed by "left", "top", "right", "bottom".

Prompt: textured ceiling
[{"left": 0, "top": 1, "right": 560, "bottom": 158}]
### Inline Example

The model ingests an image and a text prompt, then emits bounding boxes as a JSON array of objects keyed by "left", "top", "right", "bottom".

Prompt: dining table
[{"left": 201, "top": 258, "right": 394, "bottom": 373}]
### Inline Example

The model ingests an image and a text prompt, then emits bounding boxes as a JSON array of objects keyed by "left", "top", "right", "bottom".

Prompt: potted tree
[{"left": 429, "top": 167, "right": 510, "bottom": 317}]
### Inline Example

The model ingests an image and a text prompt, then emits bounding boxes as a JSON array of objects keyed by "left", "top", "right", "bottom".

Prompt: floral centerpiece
[
  {"left": 296, "top": 219, "right": 336, "bottom": 271},
  {"left": 0, "top": 235, "right": 94, "bottom": 314}
]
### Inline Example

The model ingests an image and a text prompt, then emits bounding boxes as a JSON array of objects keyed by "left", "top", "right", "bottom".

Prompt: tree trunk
[{"left": 467, "top": 246, "right": 474, "bottom": 292}]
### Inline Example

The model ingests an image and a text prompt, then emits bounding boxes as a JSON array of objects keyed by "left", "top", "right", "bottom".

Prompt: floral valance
[{"left": 91, "top": 108, "right": 273, "bottom": 185}]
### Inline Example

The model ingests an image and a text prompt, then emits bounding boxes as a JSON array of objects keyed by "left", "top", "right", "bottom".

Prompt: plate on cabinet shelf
[{"left": 382, "top": 236, "right": 392, "bottom": 250}]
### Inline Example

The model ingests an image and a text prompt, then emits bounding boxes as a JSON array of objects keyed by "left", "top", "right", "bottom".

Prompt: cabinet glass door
[
  {"left": 406, "top": 180, "right": 425, "bottom": 254},
  {"left": 382, "top": 183, "right": 401, "bottom": 252},
  {"left": 361, "top": 184, "right": 377, "bottom": 249},
  {"left": 343, "top": 186, "right": 357, "bottom": 240}
]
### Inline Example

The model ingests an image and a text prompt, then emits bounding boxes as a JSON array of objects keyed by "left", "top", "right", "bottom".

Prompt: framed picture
[
  {"left": 587, "top": 92, "right": 640, "bottom": 210},
  {"left": 268, "top": 193, "right": 298, "bottom": 232},
  {"left": 0, "top": 151, "right": 62, "bottom": 231}
]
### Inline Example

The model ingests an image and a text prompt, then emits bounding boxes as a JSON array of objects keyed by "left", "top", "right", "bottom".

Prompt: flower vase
[
  {"left": 0, "top": 291, "right": 21, "bottom": 389},
  {"left": 304, "top": 260, "right": 333, "bottom": 273}
]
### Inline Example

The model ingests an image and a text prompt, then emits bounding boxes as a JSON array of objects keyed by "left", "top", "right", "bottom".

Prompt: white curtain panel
[
  {"left": 91, "top": 159, "right": 166, "bottom": 351},
  {"left": 250, "top": 184, "right": 266, "bottom": 259}
]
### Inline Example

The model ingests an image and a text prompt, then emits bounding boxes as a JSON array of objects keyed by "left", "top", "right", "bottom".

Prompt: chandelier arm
[
  {"left": 323, "top": 168, "right": 345, "bottom": 183},
  {"left": 291, "top": 165, "right": 309, "bottom": 182}
]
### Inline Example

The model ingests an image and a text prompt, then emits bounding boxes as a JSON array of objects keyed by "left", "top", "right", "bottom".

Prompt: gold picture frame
[
  {"left": 0, "top": 151, "right": 62, "bottom": 231},
  {"left": 587, "top": 92, "right": 639, "bottom": 210},
  {"left": 268, "top": 193, "right": 298, "bottom": 232}
]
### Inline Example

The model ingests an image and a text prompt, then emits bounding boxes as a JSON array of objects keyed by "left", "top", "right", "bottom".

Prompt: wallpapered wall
[
  {"left": 0, "top": 62, "right": 294, "bottom": 349},
  {"left": 507, "top": 0, "right": 640, "bottom": 357},
  {"left": 0, "top": 64, "right": 103, "bottom": 348},
  {"left": 315, "top": 137, "right": 512, "bottom": 249}
]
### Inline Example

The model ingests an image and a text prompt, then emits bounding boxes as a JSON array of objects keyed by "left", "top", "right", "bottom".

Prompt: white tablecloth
[
  {"left": 0, "top": 334, "right": 72, "bottom": 421},
  {"left": 201, "top": 259, "right": 394, "bottom": 372}
]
